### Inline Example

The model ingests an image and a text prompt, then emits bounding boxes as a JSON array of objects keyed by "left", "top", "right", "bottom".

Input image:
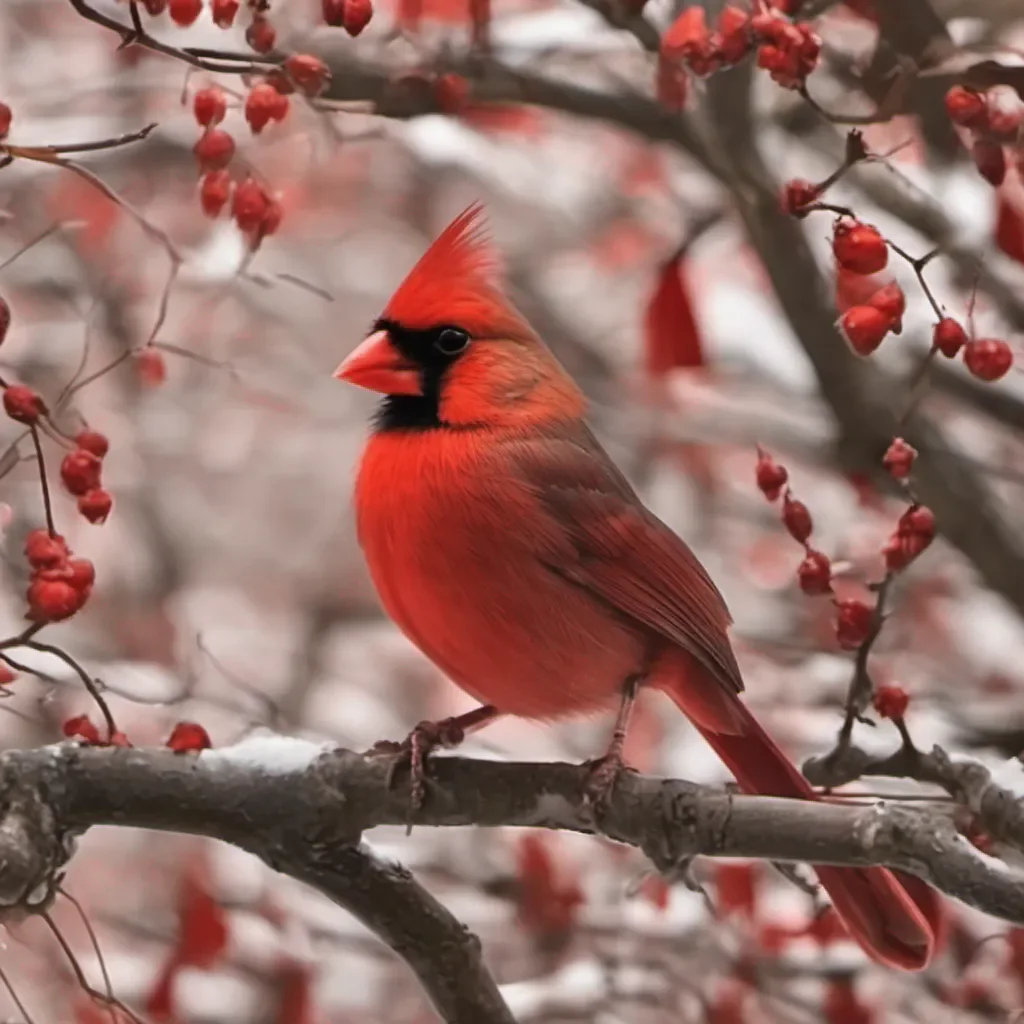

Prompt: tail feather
[{"left": 667, "top": 685, "right": 941, "bottom": 970}]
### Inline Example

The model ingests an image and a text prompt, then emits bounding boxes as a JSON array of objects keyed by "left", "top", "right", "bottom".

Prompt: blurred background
[{"left": 1, "top": 0, "right": 1024, "bottom": 1020}]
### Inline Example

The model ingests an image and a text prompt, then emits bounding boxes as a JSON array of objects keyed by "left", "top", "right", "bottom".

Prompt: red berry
[
  {"left": 662, "top": 6, "right": 719, "bottom": 77},
  {"left": 901, "top": 504, "right": 936, "bottom": 541},
  {"left": 972, "top": 139, "right": 1006, "bottom": 186},
  {"left": 284, "top": 55, "right": 331, "bottom": 97},
  {"left": 873, "top": 684, "right": 909, "bottom": 720},
  {"left": 944, "top": 85, "right": 988, "bottom": 129},
  {"left": 231, "top": 177, "right": 271, "bottom": 233},
  {"left": 835, "top": 598, "right": 873, "bottom": 650},
  {"left": 3, "top": 384, "right": 46, "bottom": 424},
  {"left": 717, "top": 5, "right": 751, "bottom": 64},
  {"left": 885, "top": 504, "right": 936, "bottom": 570},
  {"left": 27, "top": 576, "right": 86, "bottom": 622},
  {"left": 199, "top": 169, "right": 232, "bottom": 218},
  {"left": 0, "top": 295, "right": 10, "bottom": 345},
  {"left": 168, "top": 0, "right": 203, "bottom": 27},
  {"left": 755, "top": 447, "right": 788, "bottom": 501},
  {"left": 60, "top": 449, "right": 102, "bottom": 497},
  {"left": 63, "top": 715, "right": 102, "bottom": 744},
  {"left": 840, "top": 305, "right": 890, "bottom": 356},
  {"left": 868, "top": 281, "right": 905, "bottom": 332},
  {"left": 833, "top": 219, "right": 888, "bottom": 274},
  {"left": 0, "top": 104, "right": 10, "bottom": 141},
  {"left": 342, "top": 0, "right": 373, "bottom": 36},
  {"left": 0, "top": 662, "right": 15, "bottom": 686},
  {"left": 137, "top": 348, "right": 167, "bottom": 387},
  {"left": 246, "top": 16, "right": 276, "bottom": 53},
  {"left": 964, "top": 338, "right": 1013, "bottom": 382},
  {"left": 435, "top": 73, "right": 470, "bottom": 115},
  {"left": 167, "top": 721, "right": 212, "bottom": 753},
  {"left": 193, "top": 128, "right": 235, "bottom": 171},
  {"left": 75, "top": 429, "right": 109, "bottom": 459},
  {"left": 780, "top": 178, "right": 820, "bottom": 217},
  {"left": 882, "top": 437, "right": 916, "bottom": 479},
  {"left": 193, "top": 86, "right": 227, "bottom": 128},
  {"left": 932, "top": 317, "right": 967, "bottom": 358},
  {"left": 782, "top": 491, "right": 812, "bottom": 543},
  {"left": 244, "top": 83, "right": 289, "bottom": 134},
  {"left": 78, "top": 488, "right": 113, "bottom": 525},
  {"left": 24, "top": 529, "right": 69, "bottom": 569},
  {"left": 797, "top": 549, "right": 832, "bottom": 595},
  {"left": 210, "top": 0, "right": 239, "bottom": 27},
  {"left": 67, "top": 557, "right": 96, "bottom": 592},
  {"left": 322, "top": 0, "right": 346, "bottom": 24}
]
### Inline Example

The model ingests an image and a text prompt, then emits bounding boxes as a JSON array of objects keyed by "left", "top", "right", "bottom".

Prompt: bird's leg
[
  {"left": 584, "top": 674, "right": 642, "bottom": 813},
  {"left": 371, "top": 703, "right": 502, "bottom": 810}
]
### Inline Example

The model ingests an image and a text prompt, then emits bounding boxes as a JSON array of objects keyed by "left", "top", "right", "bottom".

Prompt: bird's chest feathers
[{"left": 355, "top": 430, "right": 530, "bottom": 620}]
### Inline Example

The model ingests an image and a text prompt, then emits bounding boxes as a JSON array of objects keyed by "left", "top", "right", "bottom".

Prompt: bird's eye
[{"left": 434, "top": 327, "right": 470, "bottom": 356}]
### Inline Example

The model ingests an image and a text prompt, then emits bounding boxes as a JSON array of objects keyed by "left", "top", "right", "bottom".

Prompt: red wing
[{"left": 507, "top": 426, "right": 743, "bottom": 694}]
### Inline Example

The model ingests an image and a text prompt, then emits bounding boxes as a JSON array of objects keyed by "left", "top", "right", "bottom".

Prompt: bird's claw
[
  {"left": 371, "top": 716, "right": 468, "bottom": 816},
  {"left": 582, "top": 750, "right": 629, "bottom": 816}
]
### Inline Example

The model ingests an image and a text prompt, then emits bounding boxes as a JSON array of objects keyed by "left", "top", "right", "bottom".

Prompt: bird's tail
[{"left": 664, "top": 679, "right": 942, "bottom": 970}]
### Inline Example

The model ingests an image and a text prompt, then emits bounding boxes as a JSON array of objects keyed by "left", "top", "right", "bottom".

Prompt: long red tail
[{"left": 665, "top": 681, "right": 942, "bottom": 970}]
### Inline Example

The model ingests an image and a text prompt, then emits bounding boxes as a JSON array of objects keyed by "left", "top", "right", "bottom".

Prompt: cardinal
[{"left": 334, "top": 203, "right": 941, "bottom": 970}]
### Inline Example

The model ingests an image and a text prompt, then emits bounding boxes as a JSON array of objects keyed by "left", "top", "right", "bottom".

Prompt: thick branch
[{"left": 1, "top": 741, "right": 1023, "bottom": 942}]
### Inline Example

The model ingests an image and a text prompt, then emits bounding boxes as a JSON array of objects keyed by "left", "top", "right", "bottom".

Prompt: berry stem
[
  {"left": 28, "top": 424, "right": 57, "bottom": 538},
  {"left": 26, "top": 639, "right": 117, "bottom": 742}
]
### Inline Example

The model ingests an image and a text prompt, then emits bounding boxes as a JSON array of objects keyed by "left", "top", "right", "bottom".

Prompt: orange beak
[{"left": 333, "top": 330, "right": 422, "bottom": 396}]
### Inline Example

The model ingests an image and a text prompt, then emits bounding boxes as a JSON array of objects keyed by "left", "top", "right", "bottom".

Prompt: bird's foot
[
  {"left": 582, "top": 750, "right": 630, "bottom": 816},
  {"left": 371, "top": 716, "right": 468, "bottom": 813}
]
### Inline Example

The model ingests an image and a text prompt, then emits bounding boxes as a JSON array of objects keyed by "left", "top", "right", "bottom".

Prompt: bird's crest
[{"left": 382, "top": 203, "right": 511, "bottom": 335}]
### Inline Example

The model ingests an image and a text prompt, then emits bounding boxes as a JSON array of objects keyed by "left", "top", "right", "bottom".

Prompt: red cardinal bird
[{"left": 335, "top": 204, "right": 941, "bottom": 970}]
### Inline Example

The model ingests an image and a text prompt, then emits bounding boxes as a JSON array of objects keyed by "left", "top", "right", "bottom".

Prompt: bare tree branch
[{"left": 2, "top": 740, "right": 1024, "bottom": 959}]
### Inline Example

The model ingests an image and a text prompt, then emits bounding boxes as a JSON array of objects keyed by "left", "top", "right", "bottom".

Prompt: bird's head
[{"left": 334, "top": 203, "right": 583, "bottom": 431}]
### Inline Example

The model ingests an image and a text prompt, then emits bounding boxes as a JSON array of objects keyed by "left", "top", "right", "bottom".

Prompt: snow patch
[{"left": 200, "top": 730, "right": 332, "bottom": 774}]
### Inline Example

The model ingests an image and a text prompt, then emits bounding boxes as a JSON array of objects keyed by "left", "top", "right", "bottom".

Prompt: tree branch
[{"left": 2, "top": 740, "right": 1024, "bottom": 967}]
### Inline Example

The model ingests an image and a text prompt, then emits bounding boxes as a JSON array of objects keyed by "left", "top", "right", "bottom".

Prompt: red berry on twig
[
  {"left": 868, "top": 281, "right": 905, "bottom": 333},
  {"left": 75, "top": 430, "right": 109, "bottom": 459},
  {"left": 167, "top": 721, "right": 212, "bottom": 753},
  {"left": 944, "top": 85, "right": 988, "bottom": 128},
  {"left": 193, "top": 87, "right": 227, "bottom": 128},
  {"left": 835, "top": 598, "right": 873, "bottom": 650},
  {"left": 211, "top": 0, "right": 239, "bottom": 26},
  {"left": 63, "top": 715, "right": 102, "bottom": 744},
  {"left": 964, "top": 338, "right": 1013, "bottom": 382},
  {"left": 246, "top": 16, "right": 277, "bottom": 53},
  {"left": 137, "top": 348, "right": 167, "bottom": 388},
  {"left": 833, "top": 219, "right": 888, "bottom": 275},
  {"left": 78, "top": 488, "right": 113, "bottom": 525},
  {"left": 193, "top": 128, "right": 235, "bottom": 171},
  {"left": 882, "top": 437, "right": 916, "bottom": 479},
  {"left": 797, "top": 549, "right": 832, "bottom": 595},
  {"left": 60, "top": 449, "right": 102, "bottom": 497},
  {"left": 284, "top": 55, "right": 331, "bottom": 97},
  {"left": 780, "top": 178, "right": 820, "bottom": 217},
  {"left": 3, "top": 385, "right": 46, "bottom": 424},
  {"left": 341, "top": 0, "right": 373, "bottom": 36},
  {"left": 24, "top": 529, "right": 69, "bottom": 569},
  {"left": 840, "top": 305, "right": 890, "bottom": 355},
  {"left": 244, "top": 82, "right": 289, "bottom": 134},
  {"left": 200, "top": 169, "right": 232, "bottom": 218},
  {"left": 755, "top": 447, "right": 788, "bottom": 501},
  {"left": 932, "top": 317, "right": 967, "bottom": 358},
  {"left": 168, "top": 0, "right": 203, "bottom": 27},
  {"left": 873, "top": 684, "right": 909, "bottom": 720},
  {"left": 782, "top": 491, "right": 812, "bottom": 543}
]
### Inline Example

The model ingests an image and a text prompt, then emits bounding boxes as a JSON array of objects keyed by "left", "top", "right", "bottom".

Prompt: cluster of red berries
[
  {"left": 661, "top": 5, "right": 819, "bottom": 86},
  {"left": 929, "top": 315, "right": 1013, "bottom": 383},
  {"left": 755, "top": 447, "right": 833, "bottom": 596},
  {"left": 62, "top": 430, "right": 113, "bottom": 525},
  {"left": 24, "top": 529, "right": 95, "bottom": 623},
  {"left": 944, "top": 85, "right": 1024, "bottom": 187},
  {"left": 143, "top": 0, "right": 372, "bottom": 40}
]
